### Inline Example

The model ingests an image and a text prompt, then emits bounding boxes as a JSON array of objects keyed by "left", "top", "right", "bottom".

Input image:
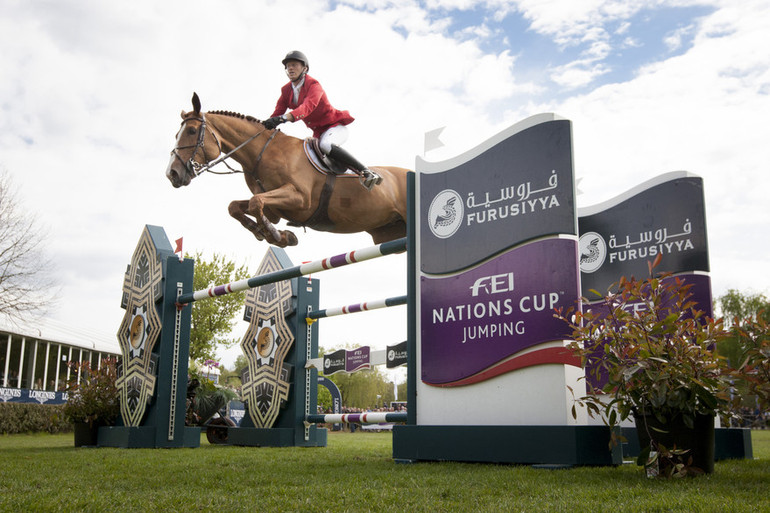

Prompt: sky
[{"left": 1, "top": 0, "right": 769, "bottom": 379}]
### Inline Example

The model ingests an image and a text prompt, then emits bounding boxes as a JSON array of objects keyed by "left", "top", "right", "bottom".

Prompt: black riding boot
[{"left": 327, "top": 144, "right": 382, "bottom": 191}]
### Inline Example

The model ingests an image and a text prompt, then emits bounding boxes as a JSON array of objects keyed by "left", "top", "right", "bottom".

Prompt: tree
[
  {"left": 0, "top": 169, "right": 57, "bottom": 323},
  {"left": 731, "top": 309, "right": 770, "bottom": 413},
  {"left": 218, "top": 356, "right": 248, "bottom": 390},
  {"left": 186, "top": 251, "right": 250, "bottom": 363},
  {"left": 718, "top": 289, "right": 770, "bottom": 327},
  {"left": 716, "top": 290, "right": 770, "bottom": 367},
  {"left": 231, "top": 354, "right": 249, "bottom": 378},
  {"left": 317, "top": 385, "right": 333, "bottom": 411},
  {"left": 396, "top": 382, "right": 408, "bottom": 403},
  {"left": 716, "top": 289, "right": 770, "bottom": 414}
]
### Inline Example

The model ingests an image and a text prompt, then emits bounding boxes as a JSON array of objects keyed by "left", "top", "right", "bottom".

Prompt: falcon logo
[
  {"left": 579, "top": 232, "right": 607, "bottom": 273},
  {"left": 428, "top": 189, "right": 463, "bottom": 239}
]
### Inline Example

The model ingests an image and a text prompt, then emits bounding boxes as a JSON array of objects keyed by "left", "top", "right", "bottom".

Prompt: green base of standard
[
  {"left": 226, "top": 426, "right": 327, "bottom": 447},
  {"left": 621, "top": 427, "right": 753, "bottom": 461},
  {"left": 97, "top": 425, "right": 201, "bottom": 448},
  {"left": 393, "top": 425, "right": 622, "bottom": 466}
]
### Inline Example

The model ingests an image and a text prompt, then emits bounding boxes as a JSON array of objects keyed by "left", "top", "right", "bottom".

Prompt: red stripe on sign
[{"left": 432, "top": 347, "right": 581, "bottom": 388}]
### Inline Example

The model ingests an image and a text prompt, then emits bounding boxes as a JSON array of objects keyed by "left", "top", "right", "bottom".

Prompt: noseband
[{"left": 171, "top": 114, "right": 277, "bottom": 178}]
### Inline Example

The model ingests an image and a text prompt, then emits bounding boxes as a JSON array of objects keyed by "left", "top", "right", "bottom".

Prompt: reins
[{"left": 171, "top": 114, "right": 279, "bottom": 177}]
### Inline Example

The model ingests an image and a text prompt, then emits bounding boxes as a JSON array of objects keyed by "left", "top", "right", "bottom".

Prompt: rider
[{"left": 262, "top": 50, "right": 382, "bottom": 190}]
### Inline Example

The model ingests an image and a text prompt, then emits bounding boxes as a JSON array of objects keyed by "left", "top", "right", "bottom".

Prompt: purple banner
[
  {"left": 420, "top": 238, "right": 579, "bottom": 385},
  {"left": 346, "top": 346, "right": 371, "bottom": 373}
]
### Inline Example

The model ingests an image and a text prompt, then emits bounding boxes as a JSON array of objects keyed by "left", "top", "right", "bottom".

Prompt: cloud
[
  {"left": 550, "top": 60, "right": 611, "bottom": 88},
  {"left": 538, "top": 1, "right": 770, "bottom": 297}
]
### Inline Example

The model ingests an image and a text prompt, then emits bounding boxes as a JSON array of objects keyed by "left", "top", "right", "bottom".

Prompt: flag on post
[
  {"left": 424, "top": 126, "right": 445, "bottom": 155},
  {"left": 174, "top": 237, "right": 183, "bottom": 262}
]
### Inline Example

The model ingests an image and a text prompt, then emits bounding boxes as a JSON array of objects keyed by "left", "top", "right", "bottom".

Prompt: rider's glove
[{"left": 263, "top": 116, "right": 287, "bottom": 130}]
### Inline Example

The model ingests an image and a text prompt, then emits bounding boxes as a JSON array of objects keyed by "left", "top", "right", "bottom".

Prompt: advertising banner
[
  {"left": 419, "top": 115, "right": 579, "bottom": 387},
  {"left": 323, "top": 349, "right": 346, "bottom": 376},
  {"left": 345, "top": 346, "right": 371, "bottom": 373},
  {"left": 421, "top": 238, "right": 579, "bottom": 385},
  {"left": 420, "top": 117, "right": 576, "bottom": 274},
  {"left": 386, "top": 341, "right": 408, "bottom": 368},
  {"left": 578, "top": 173, "right": 709, "bottom": 302},
  {"left": 578, "top": 173, "right": 713, "bottom": 390},
  {"left": 0, "top": 388, "right": 67, "bottom": 404}
]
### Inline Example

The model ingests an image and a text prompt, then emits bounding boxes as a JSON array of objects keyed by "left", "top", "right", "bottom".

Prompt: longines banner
[
  {"left": 386, "top": 341, "right": 408, "bottom": 368},
  {"left": 0, "top": 388, "right": 67, "bottom": 404},
  {"left": 323, "top": 349, "right": 346, "bottom": 375},
  {"left": 577, "top": 171, "right": 712, "bottom": 314},
  {"left": 419, "top": 114, "right": 580, "bottom": 386}
]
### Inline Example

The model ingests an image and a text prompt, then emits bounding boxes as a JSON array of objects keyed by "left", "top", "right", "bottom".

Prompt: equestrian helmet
[{"left": 282, "top": 50, "right": 309, "bottom": 71}]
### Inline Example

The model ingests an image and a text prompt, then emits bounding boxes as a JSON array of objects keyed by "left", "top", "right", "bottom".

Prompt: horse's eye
[{"left": 187, "top": 127, "right": 197, "bottom": 136}]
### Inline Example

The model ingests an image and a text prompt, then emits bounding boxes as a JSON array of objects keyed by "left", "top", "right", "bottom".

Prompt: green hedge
[{"left": 0, "top": 403, "right": 73, "bottom": 434}]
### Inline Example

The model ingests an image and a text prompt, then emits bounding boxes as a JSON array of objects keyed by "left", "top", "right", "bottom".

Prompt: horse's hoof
[{"left": 286, "top": 232, "right": 299, "bottom": 246}]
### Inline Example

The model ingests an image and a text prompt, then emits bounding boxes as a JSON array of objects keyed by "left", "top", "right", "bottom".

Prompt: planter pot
[
  {"left": 73, "top": 422, "right": 100, "bottom": 447},
  {"left": 634, "top": 412, "right": 715, "bottom": 474}
]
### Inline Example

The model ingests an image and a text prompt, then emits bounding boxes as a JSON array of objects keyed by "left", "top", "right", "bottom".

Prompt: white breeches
[{"left": 319, "top": 124, "right": 349, "bottom": 154}]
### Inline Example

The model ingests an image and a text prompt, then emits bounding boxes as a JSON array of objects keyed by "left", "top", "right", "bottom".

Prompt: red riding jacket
[{"left": 270, "top": 74, "right": 354, "bottom": 138}]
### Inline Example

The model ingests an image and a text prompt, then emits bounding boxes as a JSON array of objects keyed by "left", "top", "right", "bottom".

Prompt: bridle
[{"left": 170, "top": 114, "right": 277, "bottom": 178}]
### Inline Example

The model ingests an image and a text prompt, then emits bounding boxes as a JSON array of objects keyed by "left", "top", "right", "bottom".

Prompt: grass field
[{"left": 0, "top": 430, "right": 768, "bottom": 512}]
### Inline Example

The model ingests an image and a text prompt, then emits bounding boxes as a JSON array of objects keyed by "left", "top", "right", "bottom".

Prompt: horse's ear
[
  {"left": 191, "top": 92, "right": 201, "bottom": 115},
  {"left": 180, "top": 110, "right": 186, "bottom": 119}
]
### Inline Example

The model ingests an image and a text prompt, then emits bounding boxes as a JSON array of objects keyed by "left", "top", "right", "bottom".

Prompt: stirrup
[{"left": 359, "top": 169, "right": 382, "bottom": 191}]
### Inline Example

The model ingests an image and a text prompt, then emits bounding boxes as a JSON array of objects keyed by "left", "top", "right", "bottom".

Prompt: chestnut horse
[{"left": 166, "top": 93, "right": 409, "bottom": 247}]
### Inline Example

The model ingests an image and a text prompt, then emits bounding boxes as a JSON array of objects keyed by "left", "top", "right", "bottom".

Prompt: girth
[{"left": 287, "top": 173, "right": 336, "bottom": 231}]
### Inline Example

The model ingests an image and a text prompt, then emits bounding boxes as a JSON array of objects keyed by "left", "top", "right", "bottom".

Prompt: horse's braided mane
[{"left": 208, "top": 110, "right": 261, "bottom": 124}]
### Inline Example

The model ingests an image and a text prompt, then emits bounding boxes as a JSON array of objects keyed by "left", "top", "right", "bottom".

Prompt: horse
[{"left": 165, "top": 93, "right": 410, "bottom": 248}]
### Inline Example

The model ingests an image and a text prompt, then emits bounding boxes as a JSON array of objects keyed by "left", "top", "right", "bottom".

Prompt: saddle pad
[{"left": 303, "top": 139, "right": 357, "bottom": 176}]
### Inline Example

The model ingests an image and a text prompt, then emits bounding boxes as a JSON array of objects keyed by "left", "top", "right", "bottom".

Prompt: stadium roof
[{"left": 0, "top": 317, "right": 119, "bottom": 355}]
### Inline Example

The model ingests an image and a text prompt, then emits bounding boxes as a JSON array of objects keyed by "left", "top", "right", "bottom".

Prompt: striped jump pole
[
  {"left": 306, "top": 295, "right": 407, "bottom": 324},
  {"left": 305, "top": 412, "right": 408, "bottom": 425},
  {"left": 177, "top": 237, "right": 407, "bottom": 305}
]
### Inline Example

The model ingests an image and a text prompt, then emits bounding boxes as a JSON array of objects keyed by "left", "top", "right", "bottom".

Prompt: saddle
[
  {"left": 303, "top": 138, "right": 355, "bottom": 175},
  {"left": 292, "top": 138, "right": 370, "bottom": 231}
]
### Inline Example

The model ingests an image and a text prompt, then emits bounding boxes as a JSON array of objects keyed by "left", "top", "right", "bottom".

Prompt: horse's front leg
[
  {"left": 228, "top": 200, "right": 268, "bottom": 241},
  {"left": 246, "top": 185, "right": 310, "bottom": 247}
]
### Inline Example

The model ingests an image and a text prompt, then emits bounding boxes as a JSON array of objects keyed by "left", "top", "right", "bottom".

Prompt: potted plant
[
  {"left": 186, "top": 366, "right": 238, "bottom": 444},
  {"left": 557, "top": 256, "right": 734, "bottom": 477},
  {"left": 62, "top": 358, "right": 120, "bottom": 447}
]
